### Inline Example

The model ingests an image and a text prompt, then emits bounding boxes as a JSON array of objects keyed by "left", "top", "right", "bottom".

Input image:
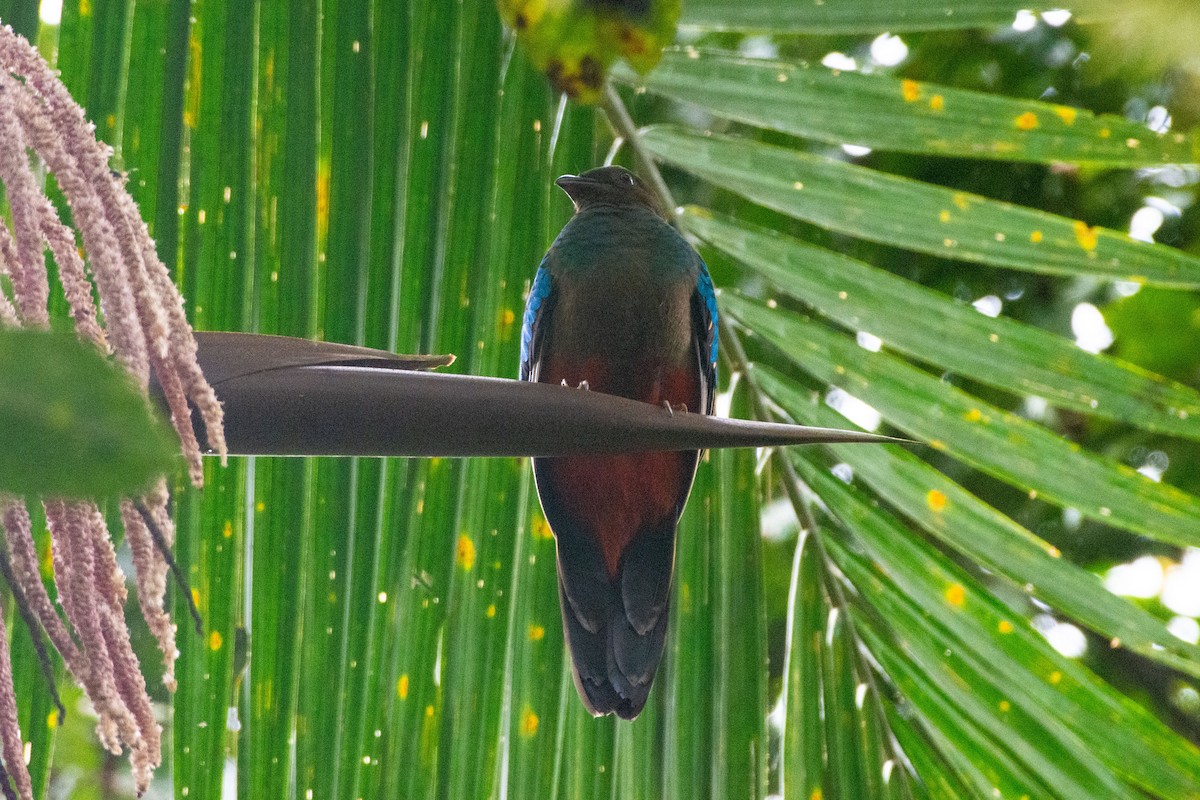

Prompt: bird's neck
[{"left": 554, "top": 207, "right": 691, "bottom": 280}]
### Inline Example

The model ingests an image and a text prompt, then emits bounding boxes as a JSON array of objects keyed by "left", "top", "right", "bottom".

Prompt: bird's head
[{"left": 556, "top": 166, "right": 668, "bottom": 219}]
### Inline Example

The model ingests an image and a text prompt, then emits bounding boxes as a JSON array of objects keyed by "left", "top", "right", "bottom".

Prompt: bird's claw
[
  {"left": 577, "top": 380, "right": 590, "bottom": 391},
  {"left": 662, "top": 401, "right": 688, "bottom": 417}
]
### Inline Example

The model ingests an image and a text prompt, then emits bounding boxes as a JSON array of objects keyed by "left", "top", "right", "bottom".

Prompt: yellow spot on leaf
[
  {"left": 964, "top": 408, "right": 982, "bottom": 422},
  {"left": 929, "top": 94, "right": 944, "bottom": 111},
  {"left": 456, "top": 534, "right": 476, "bottom": 570},
  {"left": 255, "top": 501, "right": 266, "bottom": 513},
  {"left": 1054, "top": 106, "right": 1077, "bottom": 125},
  {"left": 39, "top": 541, "right": 53, "bottom": 579},
  {"left": 47, "top": 710, "right": 58, "bottom": 729},
  {"left": 425, "top": 704, "right": 435, "bottom": 718},
  {"left": 1099, "top": 127, "right": 1111, "bottom": 138},
  {"left": 209, "top": 631, "right": 224, "bottom": 651},
  {"left": 927, "top": 490, "right": 948, "bottom": 513},
  {"left": 998, "top": 620, "right": 1014, "bottom": 634},
  {"left": 398, "top": 674, "right": 410, "bottom": 699},
  {"left": 999, "top": 700, "right": 1011, "bottom": 712},
  {"left": 901, "top": 79, "right": 920, "bottom": 102},
  {"left": 1073, "top": 220, "right": 1099, "bottom": 252},
  {"left": 520, "top": 706, "right": 539, "bottom": 737},
  {"left": 532, "top": 517, "right": 554, "bottom": 540},
  {"left": 223, "top": 520, "right": 233, "bottom": 538},
  {"left": 944, "top": 583, "right": 966, "bottom": 607},
  {"left": 810, "top": 790, "right": 823, "bottom": 800},
  {"left": 486, "top": 604, "right": 496, "bottom": 618},
  {"left": 79, "top": 0, "right": 91, "bottom": 16},
  {"left": 929, "top": 439, "right": 946, "bottom": 451},
  {"left": 938, "top": 210, "right": 951, "bottom": 223},
  {"left": 184, "top": 38, "right": 203, "bottom": 129},
  {"left": 952, "top": 192, "right": 971, "bottom": 211},
  {"left": 1049, "top": 671, "right": 1062, "bottom": 685},
  {"left": 528, "top": 624, "right": 545, "bottom": 641},
  {"left": 502, "top": 308, "right": 516, "bottom": 327},
  {"left": 1030, "top": 230, "right": 1043, "bottom": 243},
  {"left": 1014, "top": 111, "right": 1039, "bottom": 131},
  {"left": 316, "top": 164, "right": 331, "bottom": 235},
  {"left": 192, "top": 588, "right": 201, "bottom": 608}
]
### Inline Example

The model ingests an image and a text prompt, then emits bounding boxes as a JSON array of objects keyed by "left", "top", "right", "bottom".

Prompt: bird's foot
[
  {"left": 662, "top": 401, "right": 689, "bottom": 416},
  {"left": 577, "top": 380, "right": 590, "bottom": 391}
]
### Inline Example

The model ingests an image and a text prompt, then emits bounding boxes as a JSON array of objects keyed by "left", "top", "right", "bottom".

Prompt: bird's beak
[
  {"left": 555, "top": 174, "right": 590, "bottom": 193},
  {"left": 555, "top": 174, "right": 593, "bottom": 211}
]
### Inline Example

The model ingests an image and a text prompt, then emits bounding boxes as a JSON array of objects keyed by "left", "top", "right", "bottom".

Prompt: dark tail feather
[{"left": 555, "top": 520, "right": 676, "bottom": 720}]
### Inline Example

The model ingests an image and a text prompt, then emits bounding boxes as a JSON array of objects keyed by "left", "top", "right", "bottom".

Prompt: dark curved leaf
[{"left": 167, "top": 331, "right": 898, "bottom": 457}]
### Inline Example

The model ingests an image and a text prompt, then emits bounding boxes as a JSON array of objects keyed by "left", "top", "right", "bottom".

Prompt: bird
[{"left": 519, "top": 165, "right": 718, "bottom": 719}]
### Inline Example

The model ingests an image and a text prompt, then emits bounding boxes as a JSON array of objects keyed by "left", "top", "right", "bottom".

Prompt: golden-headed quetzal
[{"left": 520, "top": 166, "right": 718, "bottom": 719}]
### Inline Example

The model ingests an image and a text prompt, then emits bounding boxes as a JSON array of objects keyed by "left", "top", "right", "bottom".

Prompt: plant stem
[
  {"left": 599, "top": 82, "right": 678, "bottom": 220},
  {"left": 720, "top": 316, "right": 919, "bottom": 798}
]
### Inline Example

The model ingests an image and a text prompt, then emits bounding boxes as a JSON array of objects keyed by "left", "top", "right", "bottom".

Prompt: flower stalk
[{"left": 0, "top": 24, "right": 226, "bottom": 798}]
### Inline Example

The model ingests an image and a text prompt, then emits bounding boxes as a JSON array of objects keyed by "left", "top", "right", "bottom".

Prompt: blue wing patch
[
  {"left": 693, "top": 256, "right": 719, "bottom": 415},
  {"left": 520, "top": 258, "right": 554, "bottom": 381},
  {"left": 696, "top": 259, "right": 719, "bottom": 369}
]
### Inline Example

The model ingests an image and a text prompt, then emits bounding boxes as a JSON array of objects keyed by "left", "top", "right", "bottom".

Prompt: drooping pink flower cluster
[{"left": 0, "top": 24, "right": 226, "bottom": 798}]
